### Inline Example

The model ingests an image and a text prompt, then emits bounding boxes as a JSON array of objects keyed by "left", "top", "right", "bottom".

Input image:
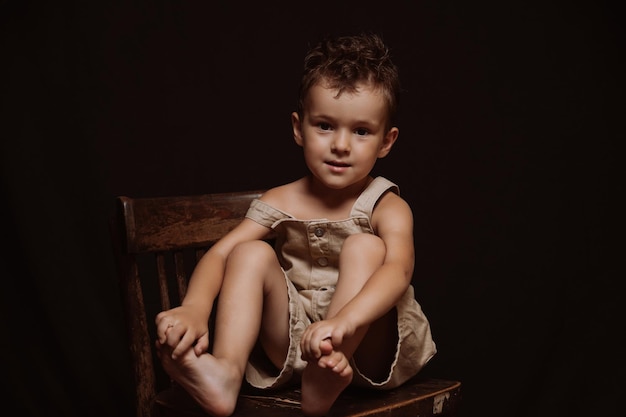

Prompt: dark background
[{"left": 1, "top": 1, "right": 622, "bottom": 416}]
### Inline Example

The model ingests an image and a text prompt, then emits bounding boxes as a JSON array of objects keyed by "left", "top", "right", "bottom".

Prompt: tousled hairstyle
[{"left": 296, "top": 33, "right": 401, "bottom": 128}]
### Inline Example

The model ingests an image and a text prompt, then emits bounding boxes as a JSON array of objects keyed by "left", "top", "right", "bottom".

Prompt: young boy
[{"left": 155, "top": 33, "right": 436, "bottom": 417}]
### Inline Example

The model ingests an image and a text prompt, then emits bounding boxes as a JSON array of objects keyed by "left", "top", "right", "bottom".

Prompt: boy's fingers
[{"left": 320, "top": 338, "right": 333, "bottom": 355}]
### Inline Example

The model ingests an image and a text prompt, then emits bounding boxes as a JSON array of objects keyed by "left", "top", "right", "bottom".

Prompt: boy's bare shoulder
[
  {"left": 372, "top": 190, "right": 413, "bottom": 229},
  {"left": 377, "top": 188, "right": 411, "bottom": 210},
  {"left": 258, "top": 178, "right": 305, "bottom": 206}
]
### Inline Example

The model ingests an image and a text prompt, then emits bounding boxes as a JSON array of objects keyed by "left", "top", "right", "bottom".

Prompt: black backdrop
[{"left": 1, "top": 1, "right": 621, "bottom": 416}]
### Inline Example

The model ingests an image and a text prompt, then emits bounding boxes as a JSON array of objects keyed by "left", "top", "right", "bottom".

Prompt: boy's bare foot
[
  {"left": 301, "top": 347, "right": 353, "bottom": 417},
  {"left": 156, "top": 343, "right": 242, "bottom": 417}
]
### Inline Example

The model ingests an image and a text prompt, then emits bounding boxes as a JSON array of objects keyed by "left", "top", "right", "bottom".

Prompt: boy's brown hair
[{"left": 296, "top": 33, "right": 401, "bottom": 128}]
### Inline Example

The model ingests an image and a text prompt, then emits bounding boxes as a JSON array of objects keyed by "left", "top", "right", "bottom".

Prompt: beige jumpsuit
[{"left": 244, "top": 176, "right": 436, "bottom": 390}]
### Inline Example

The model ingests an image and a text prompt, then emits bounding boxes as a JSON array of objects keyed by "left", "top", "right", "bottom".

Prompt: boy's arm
[
  {"left": 302, "top": 192, "right": 415, "bottom": 357},
  {"left": 341, "top": 191, "right": 415, "bottom": 326},
  {"left": 155, "top": 217, "right": 271, "bottom": 358}
]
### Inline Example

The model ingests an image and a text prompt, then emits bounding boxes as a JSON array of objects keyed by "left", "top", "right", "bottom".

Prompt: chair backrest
[{"left": 110, "top": 190, "right": 264, "bottom": 417}]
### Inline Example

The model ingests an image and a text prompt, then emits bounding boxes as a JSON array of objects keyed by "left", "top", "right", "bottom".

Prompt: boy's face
[{"left": 292, "top": 81, "right": 398, "bottom": 191}]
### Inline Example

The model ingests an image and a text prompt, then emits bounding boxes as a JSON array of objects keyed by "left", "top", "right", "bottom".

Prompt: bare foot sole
[
  {"left": 157, "top": 344, "right": 242, "bottom": 417},
  {"left": 301, "top": 349, "right": 353, "bottom": 417}
]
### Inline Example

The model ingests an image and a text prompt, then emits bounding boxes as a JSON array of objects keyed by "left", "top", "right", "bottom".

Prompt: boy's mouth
[{"left": 326, "top": 160, "right": 350, "bottom": 167}]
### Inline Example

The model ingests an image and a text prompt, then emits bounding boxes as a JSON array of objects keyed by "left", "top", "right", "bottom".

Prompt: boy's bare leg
[
  {"left": 157, "top": 241, "right": 290, "bottom": 417},
  {"left": 301, "top": 234, "right": 386, "bottom": 417}
]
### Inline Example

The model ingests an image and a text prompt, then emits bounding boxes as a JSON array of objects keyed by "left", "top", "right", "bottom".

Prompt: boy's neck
[{"left": 305, "top": 175, "right": 373, "bottom": 206}]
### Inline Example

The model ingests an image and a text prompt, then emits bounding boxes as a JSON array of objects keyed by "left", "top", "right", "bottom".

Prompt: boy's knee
[
  {"left": 228, "top": 240, "right": 275, "bottom": 263},
  {"left": 342, "top": 233, "right": 385, "bottom": 258}
]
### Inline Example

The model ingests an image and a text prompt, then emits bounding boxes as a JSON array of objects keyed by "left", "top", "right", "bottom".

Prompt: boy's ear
[
  {"left": 291, "top": 112, "right": 304, "bottom": 146},
  {"left": 377, "top": 127, "right": 399, "bottom": 158}
]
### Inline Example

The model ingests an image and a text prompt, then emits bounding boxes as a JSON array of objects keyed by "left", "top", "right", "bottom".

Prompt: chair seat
[{"left": 153, "top": 377, "right": 461, "bottom": 417}]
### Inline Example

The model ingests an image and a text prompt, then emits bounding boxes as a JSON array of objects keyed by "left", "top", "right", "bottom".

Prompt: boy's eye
[
  {"left": 355, "top": 128, "right": 369, "bottom": 136},
  {"left": 319, "top": 122, "right": 332, "bottom": 131}
]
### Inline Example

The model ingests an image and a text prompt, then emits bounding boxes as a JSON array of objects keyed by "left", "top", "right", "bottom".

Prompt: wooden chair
[{"left": 109, "top": 190, "right": 462, "bottom": 417}]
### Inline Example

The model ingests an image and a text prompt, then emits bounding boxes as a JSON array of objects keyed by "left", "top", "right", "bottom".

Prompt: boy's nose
[{"left": 331, "top": 132, "right": 351, "bottom": 152}]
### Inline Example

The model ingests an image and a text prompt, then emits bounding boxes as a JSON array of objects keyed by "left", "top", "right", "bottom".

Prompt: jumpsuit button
[
  {"left": 317, "top": 257, "right": 328, "bottom": 266},
  {"left": 314, "top": 227, "right": 325, "bottom": 237}
]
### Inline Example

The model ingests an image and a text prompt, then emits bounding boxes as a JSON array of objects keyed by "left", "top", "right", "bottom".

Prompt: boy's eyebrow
[
  {"left": 306, "top": 111, "right": 335, "bottom": 122},
  {"left": 309, "top": 113, "right": 383, "bottom": 128}
]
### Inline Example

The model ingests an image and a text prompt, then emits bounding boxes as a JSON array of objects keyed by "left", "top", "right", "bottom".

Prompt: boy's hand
[
  {"left": 155, "top": 306, "right": 210, "bottom": 359},
  {"left": 319, "top": 338, "right": 333, "bottom": 356},
  {"left": 300, "top": 317, "right": 354, "bottom": 362}
]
